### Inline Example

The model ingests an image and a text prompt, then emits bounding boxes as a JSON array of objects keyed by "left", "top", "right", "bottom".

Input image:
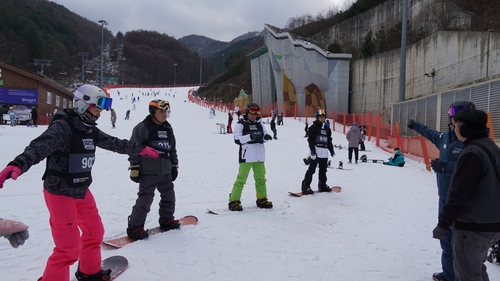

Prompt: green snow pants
[{"left": 229, "top": 162, "right": 267, "bottom": 201}]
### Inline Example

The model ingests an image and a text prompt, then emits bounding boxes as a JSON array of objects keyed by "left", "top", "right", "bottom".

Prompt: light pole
[
  {"left": 98, "top": 19, "right": 108, "bottom": 88},
  {"left": 222, "top": 54, "right": 225, "bottom": 73},
  {"left": 121, "top": 57, "right": 126, "bottom": 85},
  {"left": 173, "top": 63, "right": 177, "bottom": 87},
  {"left": 198, "top": 48, "right": 203, "bottom": 87}
]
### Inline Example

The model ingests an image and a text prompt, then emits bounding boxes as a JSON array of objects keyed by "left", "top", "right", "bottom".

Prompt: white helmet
[
  {"left": 9, "top": 107, "right": 13, "bottom": 110},
  {"left": 73, "top": 84, "right": 112, "bottom": 114}
]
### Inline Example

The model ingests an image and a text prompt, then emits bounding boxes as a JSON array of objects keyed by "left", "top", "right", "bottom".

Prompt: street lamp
[
  {"left": 98, "top": 19, "right": 108, "bottom": 88},
  {"left": 198, "top": 48, "right": 203, "bottom": 87},
  {"left": 424, "top": 64, "right": 436, "bottom": 92},
  {"left": 121, "top": 57, "right": 126, "bottom": 85},
  {"left": 173, "top": 63, "right": 177, "bottom": 87}
]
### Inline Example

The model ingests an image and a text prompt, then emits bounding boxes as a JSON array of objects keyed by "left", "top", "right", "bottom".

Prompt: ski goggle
[
  {"left": 149, "top": 100, "right": 170, "bottom": 110},
  {"left": 95, "top": 97, "right": 113, "bottom": 110},
  {"left": 316, "top": 109, "right": 326, "bottom": 117},
  {"left": 248, "top": 106, "right": 260, "bottom": 115},
  {"left": 448, "top": 104, "right": 472, "bottom": 117}
]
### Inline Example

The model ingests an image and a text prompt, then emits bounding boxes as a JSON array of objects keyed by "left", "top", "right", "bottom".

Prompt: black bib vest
[
  {"left": 143, "top": 118, "right": 173, "bottom": 159},
  {"left": 241, "top": 119, "right": 264, "bottom": 144},
  {"left": 43, "top": 116, "right": 98, "bottom": 188},
  {"left": 314, "top": 127, "right": 329, "bottom": 148}
]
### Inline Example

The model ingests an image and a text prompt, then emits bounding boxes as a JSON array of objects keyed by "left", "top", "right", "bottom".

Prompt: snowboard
[
  {"left": 362, "top": 159, "right": 385, "bottom": 163},
  {"left": 328, "top": 167, "right": 353, "bottom": 171},
  {"left": 207, "top": 201, "right": 290, "bottom": 215},
  {"left": 101, "top": 255, "right": 128, "bottom": 280},
  {"left": 327, "top": 161, "right": 352, "bottom": 170},
  {"left": 289, "top": 186, "right": 342, "bottom": 197},
  {"left": 102, "top": 215, "right": 198, "bottom": 249}
]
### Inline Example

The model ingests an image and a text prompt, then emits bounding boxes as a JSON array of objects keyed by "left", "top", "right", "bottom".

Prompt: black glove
[
  {"left": 430, "top": 158, "right": 447, "bottom": 174},
  {"left": 171, "top": 165, "right": 178, "bottom": 181},
  {"left": 408, "top": 119, "right": 416, "bottom": 130},
  {"left": 263, "top": 134, "right": 272, "bottom": 140},
  {"left": 129, "top": 164, "right": 140, "bottom": 183},
  {"left": 432, "top": 226, "right": 448, "bottom": 240},
  {"left": 250, "top": 131, "right": 263, "bottom": 142}
]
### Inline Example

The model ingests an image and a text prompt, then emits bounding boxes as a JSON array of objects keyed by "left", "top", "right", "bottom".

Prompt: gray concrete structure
[
  {"left": 352, "top": 31, "right": 500, "bottom": 121},
  {"left": 250, "top": 25, "right": 352, "bottom": 117}
]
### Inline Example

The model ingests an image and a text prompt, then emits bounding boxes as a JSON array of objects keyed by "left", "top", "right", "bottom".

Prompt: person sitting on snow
[{"left": 384, "top": 147, "right": 405, "bottom": 167}]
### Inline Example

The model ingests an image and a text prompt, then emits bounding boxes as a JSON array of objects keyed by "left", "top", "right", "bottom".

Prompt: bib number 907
[{"left": 82, "top": 157, "right": 95, "bottom": 169}]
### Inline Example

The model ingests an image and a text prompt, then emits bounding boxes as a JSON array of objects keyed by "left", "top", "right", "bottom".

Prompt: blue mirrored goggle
[
  {"left": 316, "top": 109, "right": 326, "bottom": 116},
  {"left": 448, "top": 105, "right": 471, "bottom": 117},
  {"left": 96, "top": 97, "right": 113, "bottom": 110}
]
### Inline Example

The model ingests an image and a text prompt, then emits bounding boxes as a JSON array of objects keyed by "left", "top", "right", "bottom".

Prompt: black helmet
[
  {"left": 448, "top": 100, "right": 475, "bottom": 117},
  {"left": 245, "top": 102, "right": 260, "bottom": 115},
  {"left": 315, "top": 109, "right": 326, "bottom": 119},
  {"left": 149, "top": 99, "right": 170, "bottom": 115}
]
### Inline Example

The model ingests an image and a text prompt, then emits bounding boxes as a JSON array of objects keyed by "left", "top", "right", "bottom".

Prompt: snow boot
[
  {"left": 126, "top": 224, "right": 148, "bottom": 241},
  {"left": 302, "top": 181, "right": 314, "bottom": 194},
  {"left": 318, "top": 184, "right": 332, "bottom": 192},
  {"left": 432, "top": 272, "right": 447, "bottom": 281},
  {"left": 75, "top": 268, "right": 112, "bottom": 281},
  {"left": 159, "top": 217, "right": 180, "bottom": 231},
  {"left": 256, "top": 198, "right": 273, "bottom": 209},
  {"left": 228, "top": 200, "right": 243, "bottom": 211}
]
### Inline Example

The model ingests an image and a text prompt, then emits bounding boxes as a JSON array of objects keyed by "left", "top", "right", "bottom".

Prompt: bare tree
[{"left": 429, "top": 0, "right": 459, "bottom": 31}]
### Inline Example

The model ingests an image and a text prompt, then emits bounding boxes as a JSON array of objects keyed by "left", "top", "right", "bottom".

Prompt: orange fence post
[
  {"left": 376, "top": 113, "right": 381, "bottom": 147},
  {"left": 368, "top": 112, "right": 373, "bottom": 141},
  {"left": 343, "top": 111, "right": 347, "bottom": 134},
  {"left": 419, "top": 135, "right": 431, "bottom": 171},
  {"left": 395, "top": 122, "right": 404, "bottom": 151},
  {"left": 487, "top": 112, "right": 495, "bottom": 140}
]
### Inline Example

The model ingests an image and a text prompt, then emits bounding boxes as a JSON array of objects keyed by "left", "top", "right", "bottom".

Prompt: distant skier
[
  {"left": 125, "top": 109, "right": 130, "bottom": 120},
  {"left": 227, "top": 111, "right": 233, "bottom": 133},
  {"left": 8, "top": 107, "right": 16, "bottom": 126},
  {"left": 346, "top": 122, "right": 362, "bottom": 164},
  {"left": 110, "top": 108, "right": 117, "bottom": 128}
]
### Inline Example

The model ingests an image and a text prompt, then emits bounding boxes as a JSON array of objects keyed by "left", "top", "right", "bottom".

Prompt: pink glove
[
  {"left": 139, "top": 146, "right": 159, "bottom": 158},
  {"left": 0, "top": 165, "right": 22, "bottom": 189}
]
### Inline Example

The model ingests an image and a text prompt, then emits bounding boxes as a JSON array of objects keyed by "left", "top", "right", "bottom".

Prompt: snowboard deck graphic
[
  {"left": 102, "top": 215, "right": 198, "bottom": 249},
  {"left": 207, "top": 201, "right": 290, "bottom": 215},
  {"left": 288, "top": 186, "right": 342, "bottom": 197},
  {"left": 102, "top": 255, "right": 128, "bottom": 280}
]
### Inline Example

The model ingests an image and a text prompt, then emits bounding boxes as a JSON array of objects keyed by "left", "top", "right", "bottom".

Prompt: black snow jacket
[{"left": 9, "top": 109, "right": 145, "bottom": 199}]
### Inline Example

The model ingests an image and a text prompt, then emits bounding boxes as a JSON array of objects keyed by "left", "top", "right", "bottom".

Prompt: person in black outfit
[
  {"left": 301, "top": 109, "right": 335, "bottom": 194},
  {"left": 270, "top": 115, "right": 277, "bottom": 139},
  {"left": 227, "top": 112, "right": 233, "bottom": 133},
  {"left": 30, "top": 106, "right": 38, "bottom": 127}
]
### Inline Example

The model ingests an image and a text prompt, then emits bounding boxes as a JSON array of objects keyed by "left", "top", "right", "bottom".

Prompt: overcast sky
[{"left": 51, "top": 0, "right": 350, "bottom": 42}]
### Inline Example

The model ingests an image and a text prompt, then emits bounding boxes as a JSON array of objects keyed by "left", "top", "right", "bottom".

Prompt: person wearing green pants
[{"left": 229, "top": 102, "right": 273, "bottom": 211}]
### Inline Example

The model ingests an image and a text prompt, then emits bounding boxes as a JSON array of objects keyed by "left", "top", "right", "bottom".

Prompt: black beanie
[{"left": 453, "top": 108, "right": 488, "bottom": 138}]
